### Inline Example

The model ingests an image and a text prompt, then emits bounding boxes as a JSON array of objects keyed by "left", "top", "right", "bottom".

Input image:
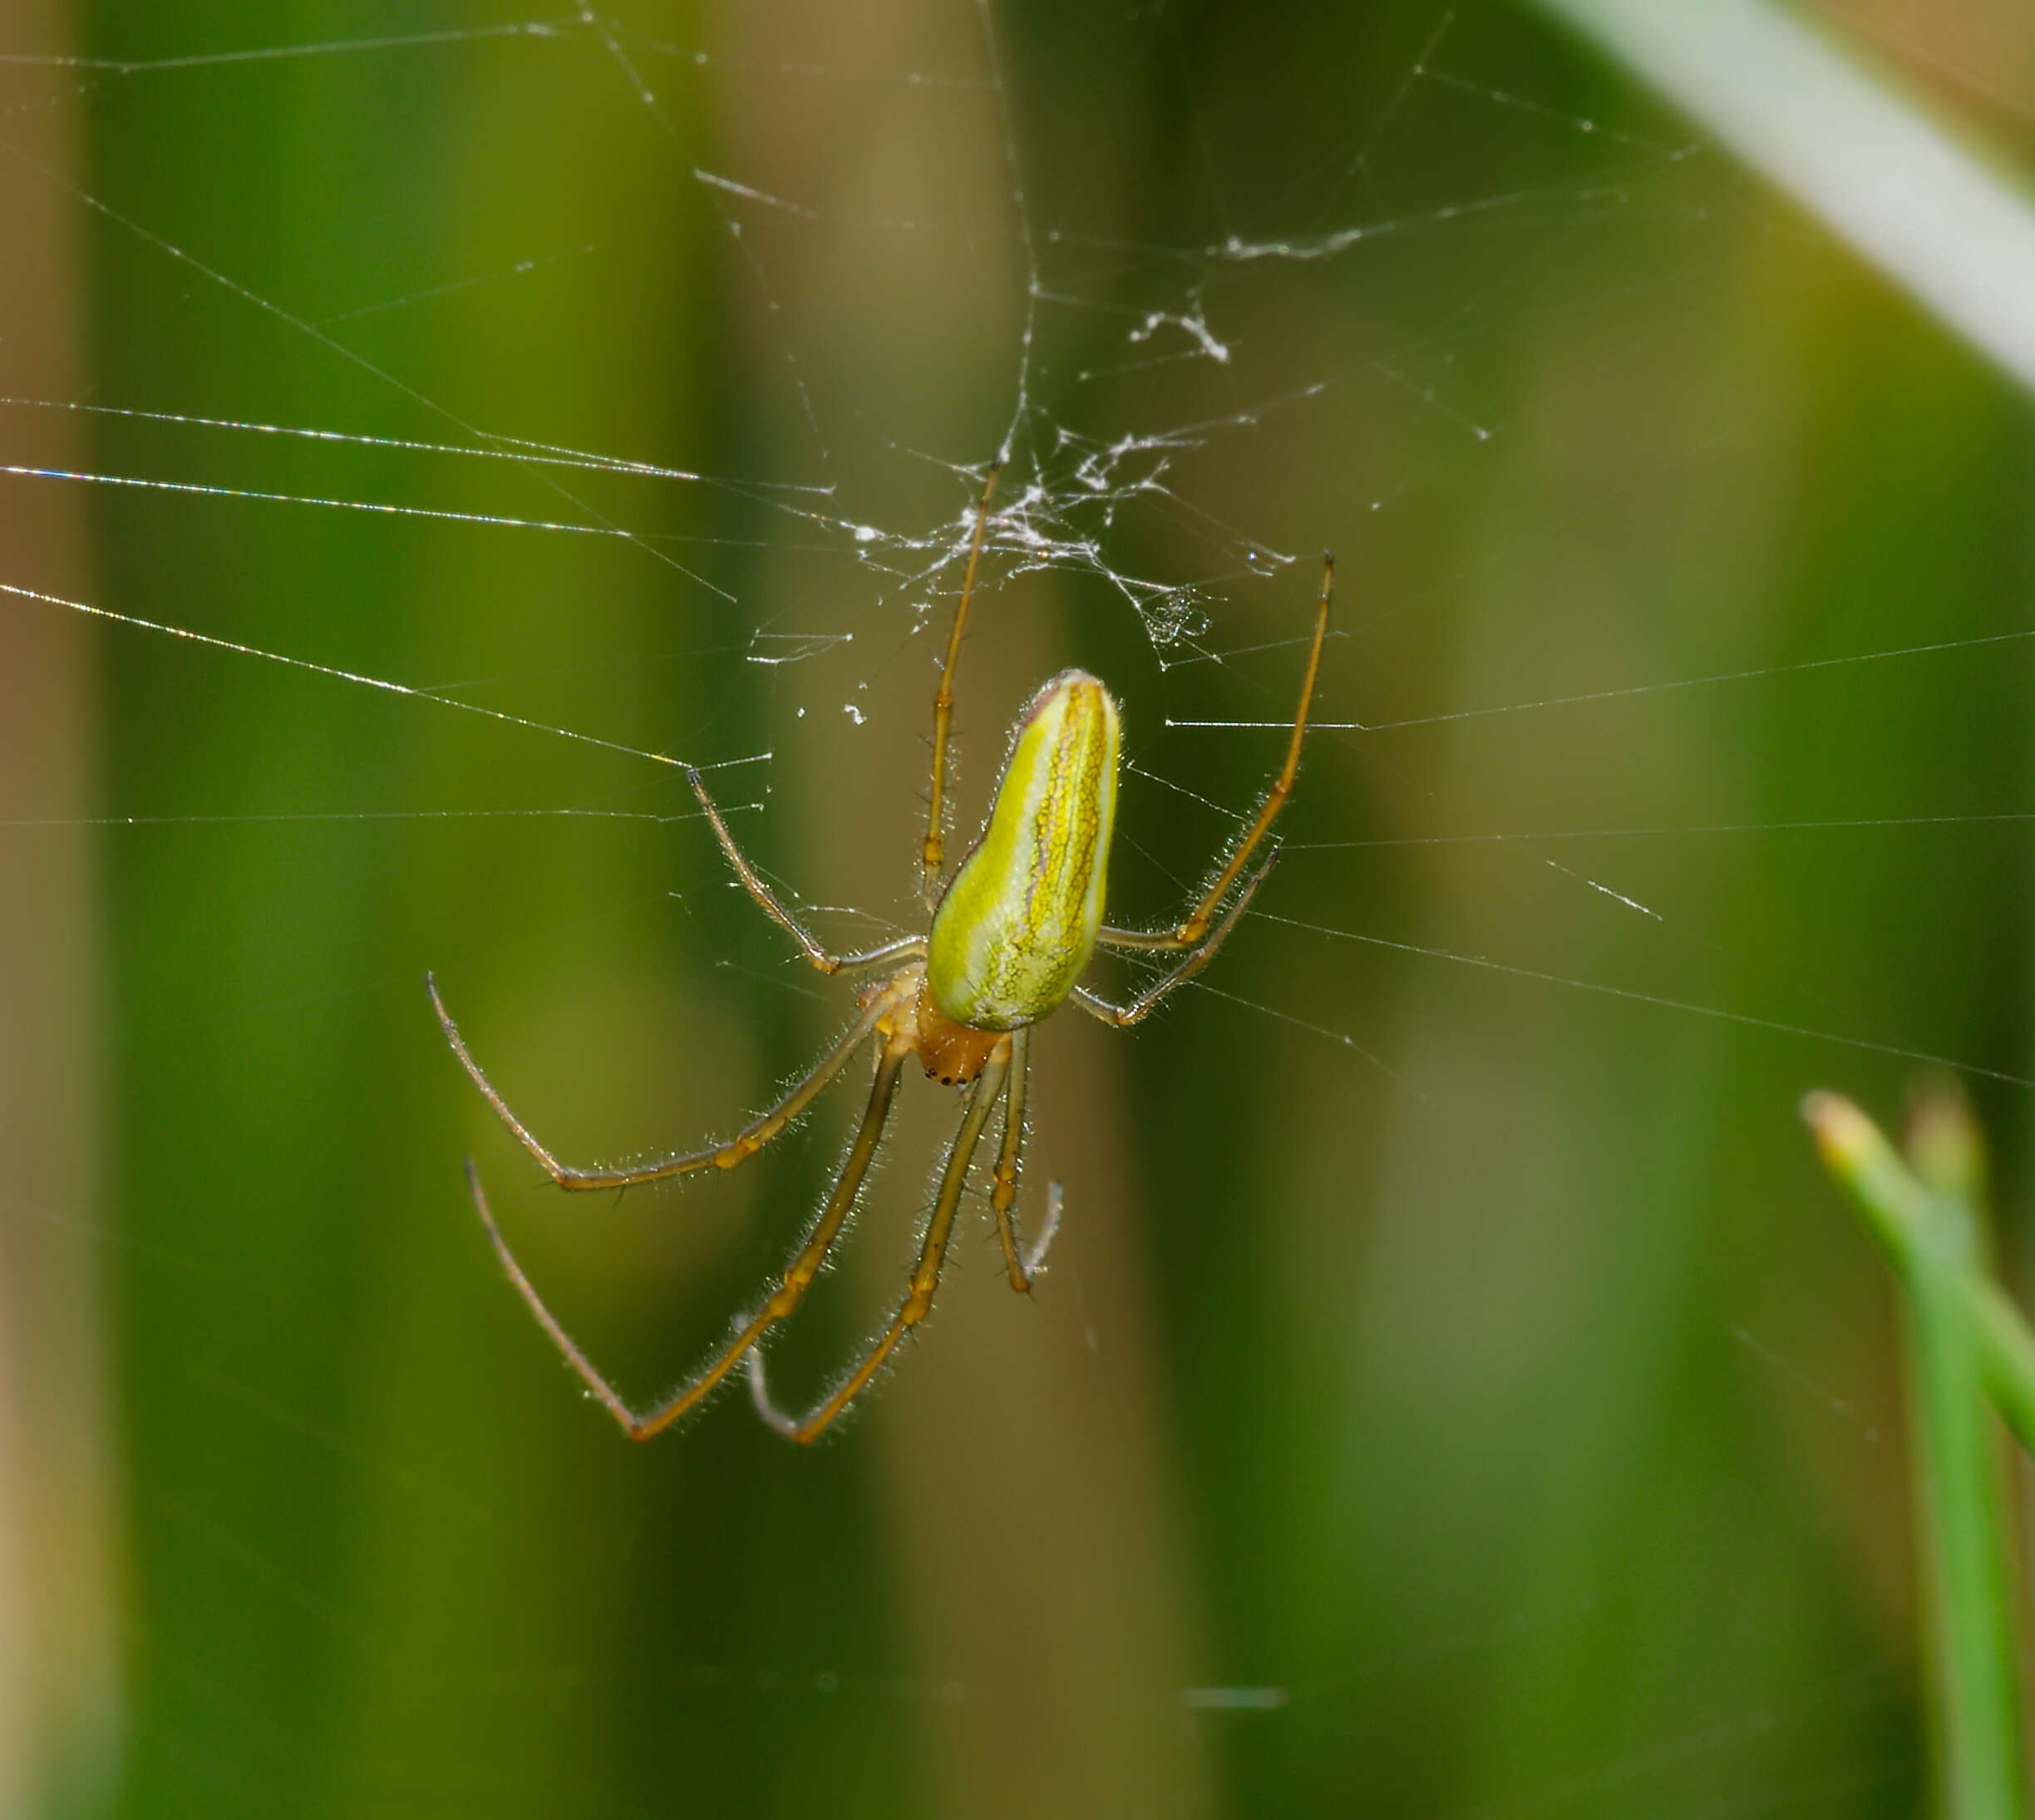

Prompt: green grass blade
[{"left": 1806, "top": 1092, "right": 2026, "bottom": 1820}]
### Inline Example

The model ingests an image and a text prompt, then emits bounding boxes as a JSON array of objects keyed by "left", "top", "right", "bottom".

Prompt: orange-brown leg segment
[
  {"left": 1098, "top": 552, "right": 1331, "bottom": 952},
  {"left": 467, "top": 1040, "right": 909, "bottom": 1441},
  {"left": 750, "top": 1036, "right": 1011, "bottom": 1443},
  {"left": 431, "top": 970, "right": 894, "bottom": 1190},
  {"left": 922, "top": 464, "right": 1001, "bottom": 906},
  {"left": 687, "top": 767, "right": 926, "bottom": 977},
  {"left": 1077, "top": 848, "right": 1279, "bottom": 1028},
  {"left": 988, "top": 1025, "right": 1040, "bottom": 1292}
]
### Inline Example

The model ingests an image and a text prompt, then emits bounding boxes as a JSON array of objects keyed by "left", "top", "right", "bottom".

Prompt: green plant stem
[
  {"left": 1907, "top": 1201, "right": 2025, "bottom": 1820},
  {"left": 1805, "top": 1092, "right": 2026, "bottom": 1820},
  {"left": 1973, "top": 1279, "right": 2035, "bottom": 1456},
  {"left": 1806, "top": 1093, "right": 2035, "bottom": 1454}
]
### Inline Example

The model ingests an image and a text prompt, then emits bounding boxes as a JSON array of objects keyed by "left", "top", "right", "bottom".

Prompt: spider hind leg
[
  {"left": 465, "top": 1016, "right": 913, "bottom": 1440},
  {"left": 750, "top": 1034, "right": 1013, "bottom": 1443}
]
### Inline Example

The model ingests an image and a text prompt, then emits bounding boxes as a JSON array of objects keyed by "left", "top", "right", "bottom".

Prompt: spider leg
[
  {"left": 922, "top": 463, "right": 1001, "bottom": 906},
  {"left": 749, "top": 1038, "right": 1010, "bottom": 1443},
  {"left": 430, "top": 972, "right": 891, "bottom": 1190},
  {"left": 467, "top": 1040, "right": 909, "bottom": 1441},
  {"left": 988, "top": 1025, "right": 1047, "bottom": 1293},
  {"left": 1075, "top": 848, "right": 1279, "bottom": 1028},
  {"left": 1098, "top": 553, "right": 1330, "bottom": 952},
  {"left": 687, "top": 767, "right": 926, "bottom": 975}
]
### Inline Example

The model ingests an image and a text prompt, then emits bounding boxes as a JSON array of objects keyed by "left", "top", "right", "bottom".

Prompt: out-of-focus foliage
[{"left": 3, "top": 0, "right": 2032, "bottom": 1813}]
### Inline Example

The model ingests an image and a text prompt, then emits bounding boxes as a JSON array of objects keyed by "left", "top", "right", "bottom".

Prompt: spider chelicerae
[{"left": 429, "top": 470, "right": 1332, "bottom": 1443}]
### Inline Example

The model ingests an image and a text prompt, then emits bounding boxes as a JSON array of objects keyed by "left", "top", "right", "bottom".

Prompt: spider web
[{"left": 1, "top": 0, "right": 2032, "bottom": 1815}]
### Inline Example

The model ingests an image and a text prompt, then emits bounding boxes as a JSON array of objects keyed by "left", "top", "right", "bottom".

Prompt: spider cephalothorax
[{"left": 431, "top": 466, "right": 1331, "bottom": 1442}]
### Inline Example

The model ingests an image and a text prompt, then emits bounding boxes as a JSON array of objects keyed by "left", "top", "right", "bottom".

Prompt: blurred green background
[{"left": 2, "top": 0, "right": 2034, "bottom": 1813}]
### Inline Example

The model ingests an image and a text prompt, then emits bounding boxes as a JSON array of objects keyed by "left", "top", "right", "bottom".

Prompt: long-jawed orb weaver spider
[{"left": 429, "top": 467, "right": 1332, "bottom": 1443}]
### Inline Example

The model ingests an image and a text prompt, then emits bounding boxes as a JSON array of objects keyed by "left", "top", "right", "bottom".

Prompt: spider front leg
[
  {"left": 687, "top": 767, "right": 926, "bottom": 976},
  {"left": 470, "top": 1038, "right": 910, "bottom": 1442},
  {"left": 750, "top": 1037, "right": 1012, "bottom": 1443},
  {"left": 922, "top": 463, "right": 1002, "bottom": 907}
]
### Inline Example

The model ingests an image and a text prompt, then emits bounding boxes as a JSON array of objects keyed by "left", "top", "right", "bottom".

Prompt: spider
[{"left": 429, "top": 469, "right": 1332, "bottom": 1443}]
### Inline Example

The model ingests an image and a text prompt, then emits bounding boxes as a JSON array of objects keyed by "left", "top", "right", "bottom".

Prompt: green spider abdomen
[{"left": 925, "top": 669, "right": 1120, "bottom": 1031}]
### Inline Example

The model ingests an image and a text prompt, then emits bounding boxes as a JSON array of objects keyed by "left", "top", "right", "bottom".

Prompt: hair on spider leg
[
  {"left": 746, "top": 1338, "right": 912, "bottom": 1443},
  {"left": 433, "top": 480, "right": 1330, "bottom": 1442},
  {"left": 748, "top": 1201, "right": 1014, "bottom": 1447}
]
